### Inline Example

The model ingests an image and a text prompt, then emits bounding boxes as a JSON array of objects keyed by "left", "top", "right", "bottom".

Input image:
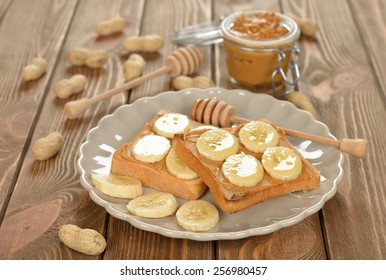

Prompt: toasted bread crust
[
  {"left": 172, "top": 121, "right": 320, "bottom": 213},
  {"left": 110, "top": 110, "right": 208, "bottom": 200}
]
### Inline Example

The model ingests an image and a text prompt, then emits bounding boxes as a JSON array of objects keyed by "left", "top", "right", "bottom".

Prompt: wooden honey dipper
[
  {"left": 64, "top": 47, "right": 203, "bottom": 119},
  {"left": 191, "top": 98, "right": 368, "bottom": 159}
]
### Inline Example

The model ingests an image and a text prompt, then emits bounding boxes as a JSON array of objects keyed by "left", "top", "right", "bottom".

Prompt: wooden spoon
[
  {"left": 191, "top": 98, "right": 368, "bottom": 159},
  {"left": 64, "top": 47, "right": 203, "bottom": 119}
]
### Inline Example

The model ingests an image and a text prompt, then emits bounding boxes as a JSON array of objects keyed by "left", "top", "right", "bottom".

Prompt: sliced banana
[
  {"left": 196, "top": 128, "right": 239, "bottom": 161},
  {"left": 132, "top": 134, "right": 171, "bottom": 163},
  {"left": 166, "top": 149, "right": 199, "bottom": 180},
  {"left": 222, "top": 153, "right": 264, "bottom": 187},
  {"left": 153, "top": 113, "right": 190, "bottom": 138},
  {"left": 127, "top": 192, "right": 178, "bottom": 218},
  {"left": 262, "top": 146, "right": 302, "bottom": 180},
  {"left": 239, "top": 121, "right": 279, "bottom": 153},
  {"left": 91, "top": 173, "right": 142, "bottom": 199},
  {"left": 176, "top": 200, "right": 219, "bottom": 231}
]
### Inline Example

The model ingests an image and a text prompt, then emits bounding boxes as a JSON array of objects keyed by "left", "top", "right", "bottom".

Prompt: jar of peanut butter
[{"left": 220, "top": 11, "right": 300, "bottom": 95}]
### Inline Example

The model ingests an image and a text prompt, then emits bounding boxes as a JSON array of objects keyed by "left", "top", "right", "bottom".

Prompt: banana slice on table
[
  {"left": 222, "top": 153, "right": 264, "bottom": 187},
  {"left": 127, "top": 192, "right": 178, "bottom": 218},
  {"left": 166, "top": 149, "right": 199, "bottom": 180},
  {"left": 153, "top": 113, "right": 190, "bottom": 138},
  {"left": 196, "top": 128, "right": 239, "bottom": 161},
  {"left": 176, "top": 200, "right": 219, "bottom": 231},
  {"left": 239, "top": 121, "right": 279, "bottom": 153},
  {"left": 91, "top": 173, "right": 142, "bottom": 199},
  {"left": 132, "top": 134, "right": 171, "bottom": 163},
  {"left": 262, "top": 146, "right": 302, "bottom": 180}
]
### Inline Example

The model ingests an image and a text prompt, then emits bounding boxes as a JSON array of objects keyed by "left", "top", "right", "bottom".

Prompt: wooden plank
[
  {"left": 0, "top": 0, "right": 145, "bottom": 259},
  {"left": 213, "top": 0, "right": 327, "bottom": 260},
  {"left": 349, "top": 0, "right": 386, "bottom": 97},
  {"left": 282, "top": 0, "right": 386, "bottom": 259},
  {"left": 105, "top": 217, "right": 214, "bottom": 260},
  {"left": 0, "top": 0, "right": 78, "bottom": 223},
  {"left": 0, "top": 0, "right": 12, "bottom": 20},
  {"left": 105, "top": 0, "right": 215, "bottom": 260},
  {"left": 129, "top": 0, "right": 213, "bottom": 102},
  {"left": 218, "top": 214, "right": 325, "bottom": 259}
]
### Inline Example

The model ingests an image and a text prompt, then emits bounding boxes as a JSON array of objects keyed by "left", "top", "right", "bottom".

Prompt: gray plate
[{"left": 77, "top": 88, "right": 344, "bottom": 241}]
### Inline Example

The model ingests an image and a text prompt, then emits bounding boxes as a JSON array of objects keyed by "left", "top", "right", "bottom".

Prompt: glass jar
[{"left": 220, "top": 10, "right": 301, "bottom": 95}]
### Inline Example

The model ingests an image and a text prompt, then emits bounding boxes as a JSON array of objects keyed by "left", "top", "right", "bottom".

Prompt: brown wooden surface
[
  {"left": 0, "top": 0, "right": 385, "bottom": 260},
  {"left": 349, "top": 0, "right": 386, "bottom": 97},
  {"left": 282, "top": 0, "right": 386, "bottom": 260}
]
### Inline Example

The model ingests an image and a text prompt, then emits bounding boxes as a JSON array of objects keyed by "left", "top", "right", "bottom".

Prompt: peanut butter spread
[
  {"left": 181, "top": 121, "right": 312, "bottom": 198},
  {"left": 231, "top": 12, "right": 288, "bottom": 40}
]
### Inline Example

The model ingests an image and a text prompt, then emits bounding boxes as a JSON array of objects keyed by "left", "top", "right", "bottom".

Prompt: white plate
[{"left": 77, "top": 88, "right": 344, "bottom": 241}]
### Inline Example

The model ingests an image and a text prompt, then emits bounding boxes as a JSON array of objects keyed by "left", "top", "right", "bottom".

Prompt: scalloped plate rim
[{"left": 77, "top": 88, "right": 344, "bottom": 241}]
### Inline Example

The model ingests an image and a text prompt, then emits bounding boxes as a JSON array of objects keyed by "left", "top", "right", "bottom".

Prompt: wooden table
[{"left": 0, "top": 0, "right": 385, "bottom": 260}]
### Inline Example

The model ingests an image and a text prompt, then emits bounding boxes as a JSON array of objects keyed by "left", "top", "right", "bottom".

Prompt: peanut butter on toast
[
  {"left": 172, "top": 120, "right": 320, "bottom": 213},
  {"left": 110, "top": 110, "right": 208, "bottom": 200}
]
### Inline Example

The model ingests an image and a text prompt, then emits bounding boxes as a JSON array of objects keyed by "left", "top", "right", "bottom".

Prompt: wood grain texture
[
  {"left": 213, "top": 0, "right": 327, "bottom": 260},
  {"left": 129, "top": 0, "right": 213, "bottom": 102},
  {"left": 106, "top": 0, "right": 216, "bottom": 260},
  {"left": 0, "top": 0, "right": 145, "bottom": 260},
  {"left": 349, "top": 0, "right": 386, "bottom": 98},
  {"left": 104, "top": 217, "right": 214, "bottom": 260},
  {"left": 0, "top": 0, "right": 12, "bottom": 21},
  {"left": 218, "top": 214, "right": 325, "bottom": 259},
  {"left": 0, "top": 0, "right": 384, "bottom": 261},
  {"left": 282, "top": 0, "right": 386, "bottom": 259},
  {"left": 0, "top": 0, "right": 78, "bottom": 223}
]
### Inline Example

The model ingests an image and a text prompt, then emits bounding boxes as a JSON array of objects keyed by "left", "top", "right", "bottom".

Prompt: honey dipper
[
  {"left": 191, "top": 98, "right": 368, "bottom": 159},
  {"left": 64, "top": 47, "right": 203, "bottom": 119}
]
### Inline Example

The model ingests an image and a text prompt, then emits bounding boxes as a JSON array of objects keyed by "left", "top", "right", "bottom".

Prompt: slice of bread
[
  {"left": 110, "top": 110, "right": 208, "bottom": 200},
  {"left": 172, "top": 120, "right": 321, "bottom": 213}
]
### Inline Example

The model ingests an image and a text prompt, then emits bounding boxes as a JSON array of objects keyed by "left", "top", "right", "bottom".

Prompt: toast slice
[
  {"left": 172, "top": 120, "right": 321, "bottom": 213},
  {"left": 110, "top": 110, "right": 208, "bottom": 200}
]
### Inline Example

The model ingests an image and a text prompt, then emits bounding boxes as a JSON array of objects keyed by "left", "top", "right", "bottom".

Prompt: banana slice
[
  {"left": 196, "top": 128, "right": 239, "bottom": 161},
  {"left": 132, "top": 134, "right": 171, "bottom": 163},
  {"left": 176, "top": 200, "right": 219, "bottom": 231},
  {"left": 153, "top": 113, "right": 190, "bottom": 138},
  {"left": 222, "top": 153, "right": 264, "bottom": 187},
  {"left": 262, "top": 146, "right": 302, "bottom": 180},
  {"left": 127, "top": 192, "right": 178, "bottom": 218},
  {"left": 239, "top": 121, "right": 279, "bottom": 153},
  {"left": 91, "top": 173, "right": 142, "bottom": 199},
  {"left": 166, "top": 149, "right": 199, "bottom": 180}
]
